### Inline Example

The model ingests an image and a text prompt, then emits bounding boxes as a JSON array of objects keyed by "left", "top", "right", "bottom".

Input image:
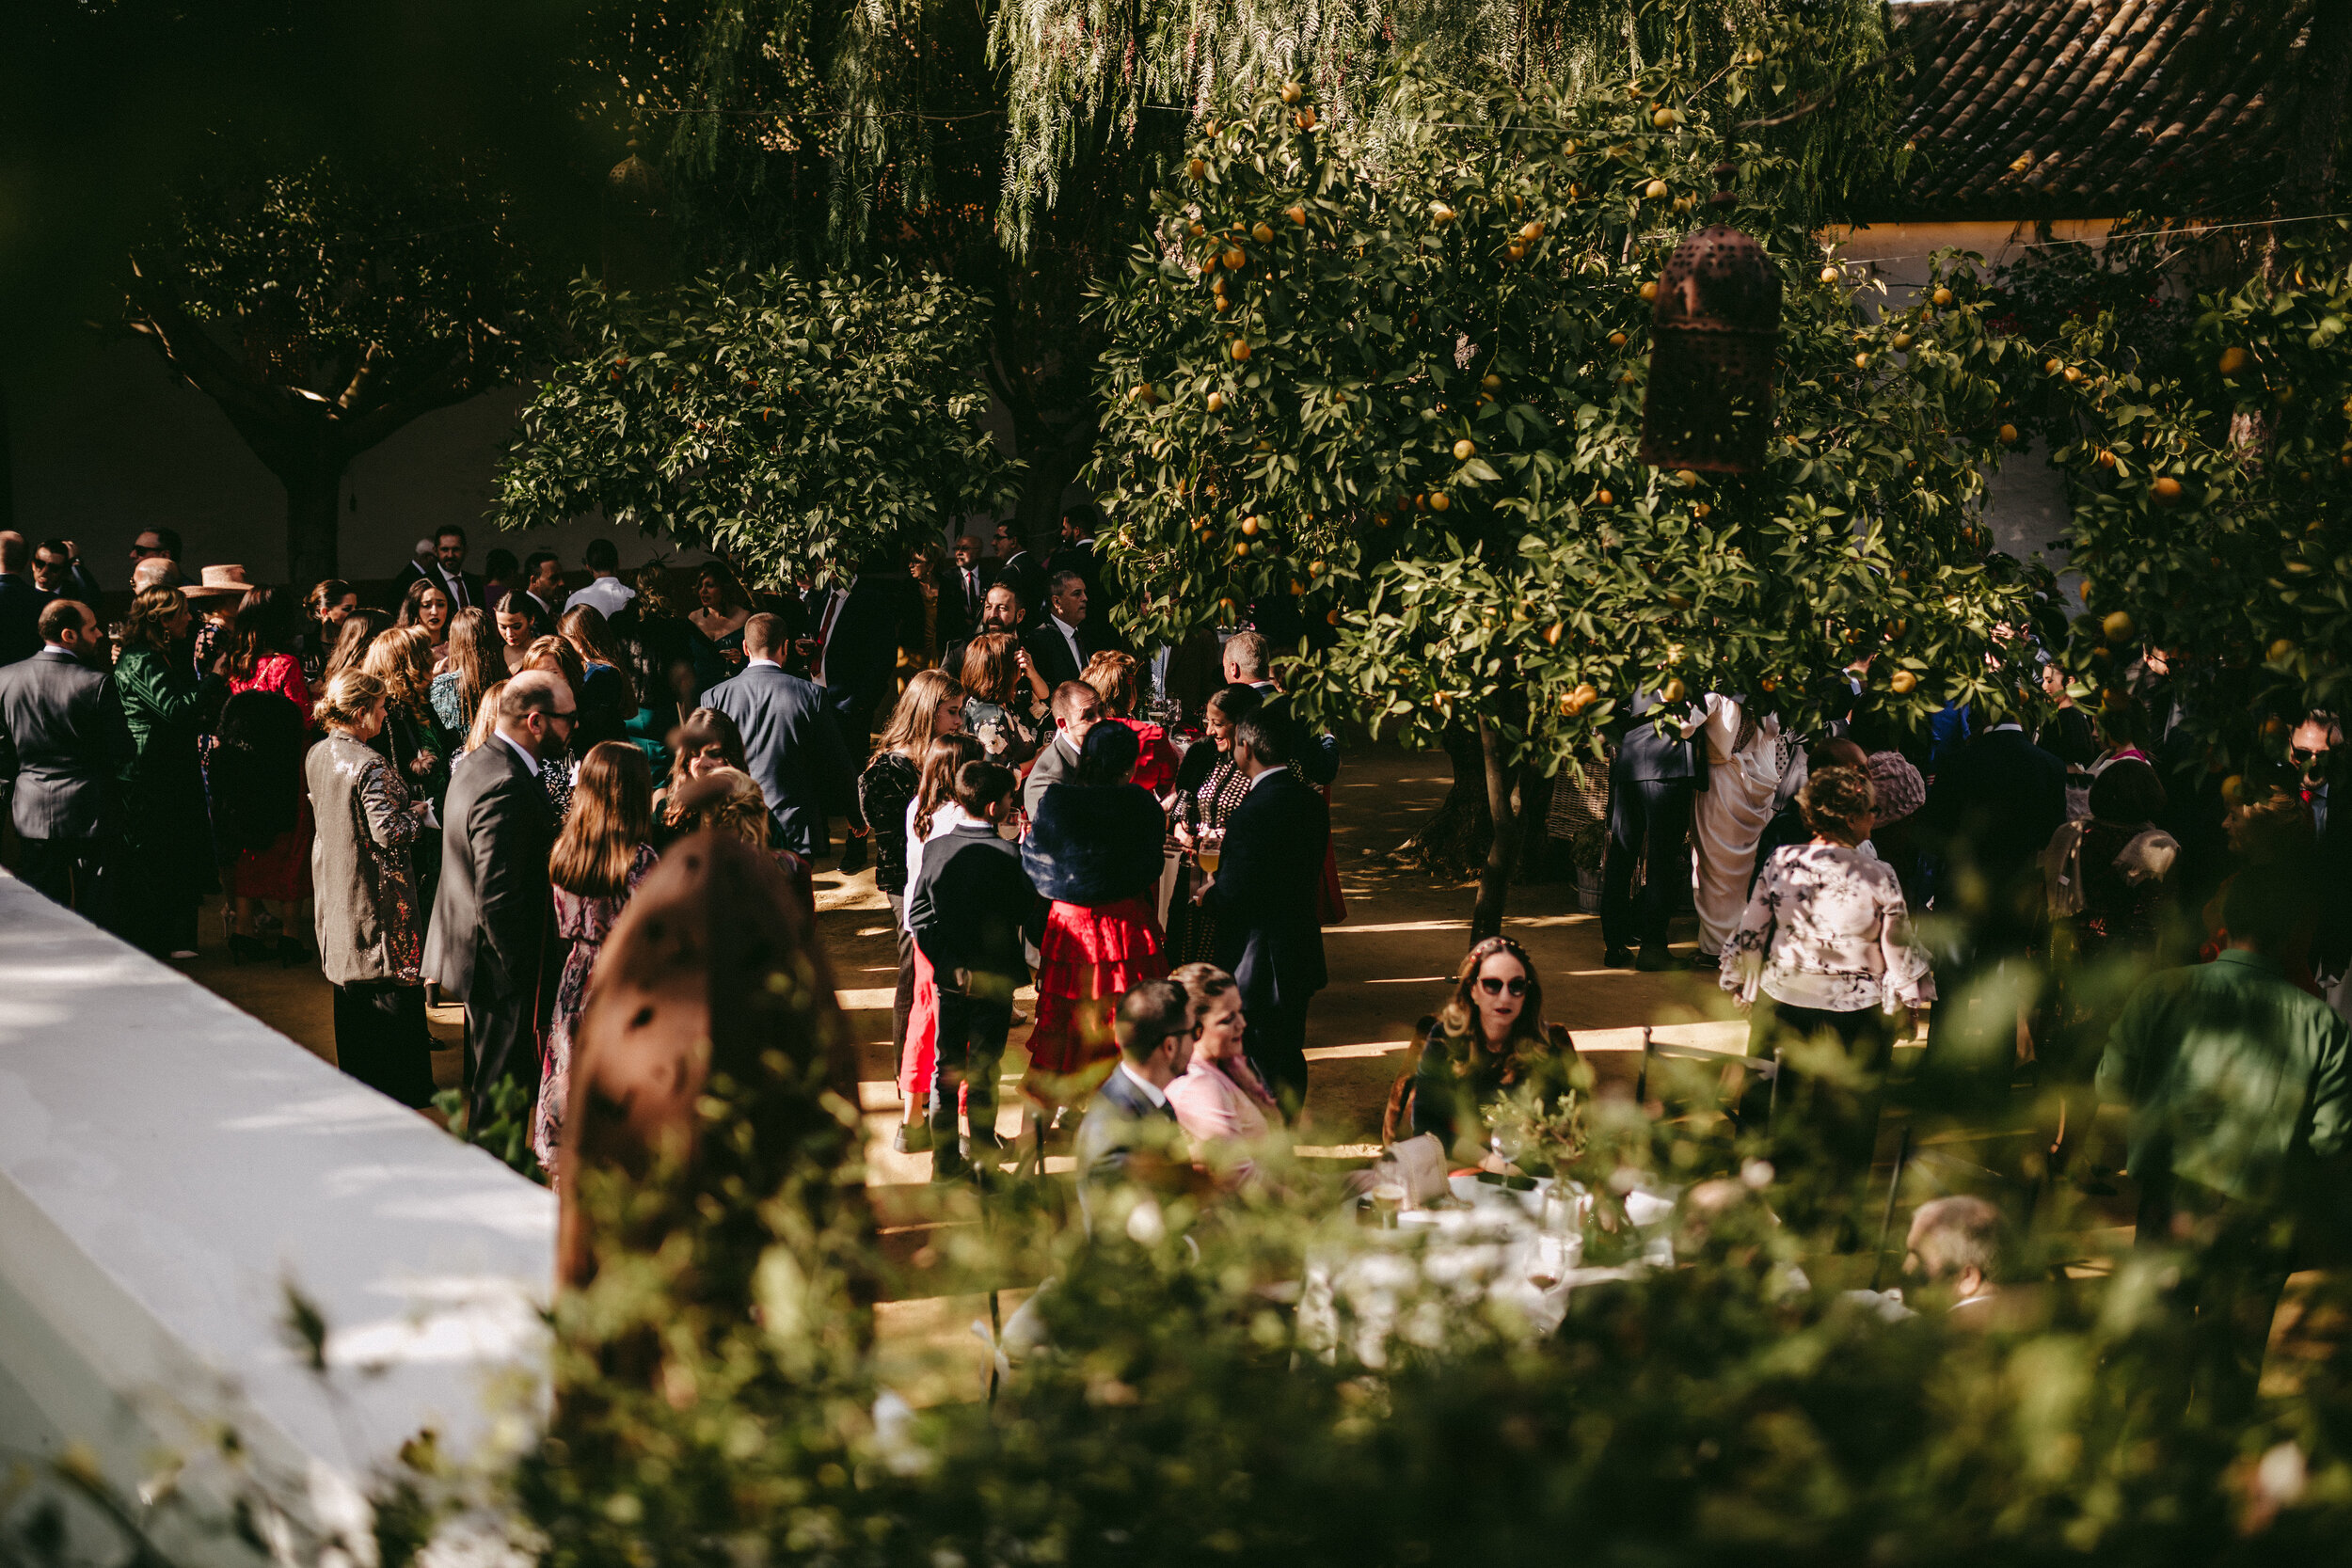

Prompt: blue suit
[{"left": 700, "top": 659, "right": 855, "bottom": 858}]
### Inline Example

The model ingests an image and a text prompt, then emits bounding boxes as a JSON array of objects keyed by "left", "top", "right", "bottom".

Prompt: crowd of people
[{"left": 0, "top": 509, "right": 1347, "bottom": 1196}]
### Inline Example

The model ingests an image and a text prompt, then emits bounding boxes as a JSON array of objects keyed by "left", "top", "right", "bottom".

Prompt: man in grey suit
[
  {"left": 1020, "top": 680, "right": 1105, "bottom": 819},
  {"left": 700, "top": 611, "right": 856, "bottom": 858},
  {"left": 427, "top": 671, "right": 572, "bottom": 1128},
  {"left": 0, "top": 599, "right": 133, "bottom": 920}
]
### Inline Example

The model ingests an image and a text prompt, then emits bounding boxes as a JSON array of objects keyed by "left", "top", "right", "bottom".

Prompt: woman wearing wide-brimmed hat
[{"left": 180, "top": 565, "right": 255, "bottom": 675}]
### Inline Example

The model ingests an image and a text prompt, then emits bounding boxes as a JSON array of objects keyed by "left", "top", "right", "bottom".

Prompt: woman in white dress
[{"left": 1687, "top": 691, "right": 1804, "bottom": 964}]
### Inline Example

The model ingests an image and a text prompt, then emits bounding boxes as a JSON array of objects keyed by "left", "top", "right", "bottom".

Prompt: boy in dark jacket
[{"left": 907, "top": 760, "right": 1048, "bottom": 1179}]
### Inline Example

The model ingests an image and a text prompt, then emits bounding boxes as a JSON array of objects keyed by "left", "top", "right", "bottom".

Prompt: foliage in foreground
[{"left": 496, "top": 267, "right": 1018, "bottom": 590}]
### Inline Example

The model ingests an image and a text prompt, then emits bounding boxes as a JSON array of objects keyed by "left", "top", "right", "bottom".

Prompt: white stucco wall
[{"left": 0, "top": 871, "right": 552, "bottom": 1552}]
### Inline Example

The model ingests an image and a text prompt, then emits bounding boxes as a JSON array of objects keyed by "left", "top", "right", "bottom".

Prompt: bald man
[{"left": 427, "top": 669, "right": 574, "bottom": 1125}]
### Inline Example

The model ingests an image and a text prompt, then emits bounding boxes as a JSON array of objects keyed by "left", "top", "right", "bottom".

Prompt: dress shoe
[
  {"left": 837, "top": 833, "right": 870, "bottom": 876},
  {"left": 1603, "top": 947, "right": 1635, "bottom": 970},
  {"left": 1634, "top": 946, "right": 1677, "bottom": 973},
  {"left": 894, "top": 1121, "right": 934, "bottom": 1155}
]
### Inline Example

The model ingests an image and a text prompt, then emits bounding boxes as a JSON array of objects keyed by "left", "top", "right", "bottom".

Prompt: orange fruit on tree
[
  {"left": 1231, "top": 339, "right": 1251, "bottom": 361},
  {"left": 1639, "top": 280, "right": 1659, "bottom": 302},
  {"left": 1280, "top": 80, "right": 1304, "bottom": 103},
  {"left": 1188, "top": 158, "right": 1207, "bottom": 182},
  {"left": 2152, "top": 475, "right": 2185, "bottom": 507},
  {"left": 1453, "top": 438, "right": 1477, "bottom": 461},
  {"left": 2102, "top": 610, "right": 2134, "bottom": 643},
  {"left": 1222, "top": 246, "right": 1247, "bottom": 270},
  {"left": 1889, "top": 669, "right": 1917, "bottom": 694},
  {"left": 1931, "top": 286, "right": 1953, "bottom": 306},
  {"left": 1251, "top": 221, "right": 1275, "bottom": 244},
  {"left": 1481, "top": 372, "right": 1502, "bottom": 391},
  {"left": 1285, "top": 204, "right": 1307, "bottom": 226},
  {"left": 2218, "top": 346, "right": 2252, "bottom": 378},
  {"left": 1295, "top": 106, "right": 1317, "bottom": 130}
]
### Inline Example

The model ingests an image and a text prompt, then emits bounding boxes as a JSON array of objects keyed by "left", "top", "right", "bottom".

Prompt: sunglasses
[
  {"left": 1478, "top": 976, "right": 1529, "bottom": 997},
  {"left": 2292, "top": 747, "right": 2328, "bottom": 767}
]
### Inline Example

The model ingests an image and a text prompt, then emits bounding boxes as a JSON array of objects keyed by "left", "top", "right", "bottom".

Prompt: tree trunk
[
  {"left": 1398, "top": 721, "right": 1558, "bottom": 890},
  {"left": 281, "top": 459, "right": 343, "bottom": 585},
  {"left": 1470, "top": 718, "right": 1518, "bottom": 941}
]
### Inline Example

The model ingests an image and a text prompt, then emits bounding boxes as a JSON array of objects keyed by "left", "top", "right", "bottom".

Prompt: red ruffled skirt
[{"left": 1024, "top": 895, "right": 1168, "bottom": 1096}]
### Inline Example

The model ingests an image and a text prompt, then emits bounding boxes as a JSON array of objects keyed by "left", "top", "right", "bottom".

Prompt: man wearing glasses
[
  {"left": 31, "top": 540, "right": 103, "bottom": 607},
  {"left": 426, "top": 669, "right": 573, "bottom": 1128},
  {"left": 2295, "top": 712, "right": 2352, "bottom": 1021},
  {"left": 127, "top": 528, "right": 183, "bottom": 577}
]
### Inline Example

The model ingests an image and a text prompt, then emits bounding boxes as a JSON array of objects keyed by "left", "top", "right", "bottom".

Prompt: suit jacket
[
  {"left": 1025, "top": 616, "right": 1101, "bottom": 693},
  {"left": 1203, "top": 768, "right": 1330, "bottom": 1011},
  {"left": 699, "top": 660, "right": 855, "bottom": 856},
  {"left": 424, "top": 736, "right": 556, "bottom": 995},
  {"left": 0, "top": 649, "right": 133, "bottom": 839},
  {"left": 1074, "top": 1062, "right": 1180, "bottom": 1199},
  {"left": 994, "top": 549, "right": 1048, "bottom": 626},
  {"left": 1048, "top": 537, "right": 1105, "bottom": 609},
  {"left": 945, "top": 559, "right": 994, "bottom": 630},
  {"left": 804, "top": 578, "right": 903, "bottom": 702},
  {"left": 402, "top": 561, "right": 488, "bottom": 614},
  {"left": 1021, "top": 729, "right": 1080, "bottom": 819},
  {"left": 1612, "top": 690, "right": 1706, "bottom": 784},
  {"left": 0, "top": 577, "right": 56, "bottom": 667}
]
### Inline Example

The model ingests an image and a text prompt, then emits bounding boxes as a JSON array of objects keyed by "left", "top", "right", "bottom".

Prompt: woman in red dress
[
  {"left": 214, "top": 586, "right": 317, "bottom": 963},
  {"left": 1019, "top": 721, "right": 1170, "bottom": 1116}
]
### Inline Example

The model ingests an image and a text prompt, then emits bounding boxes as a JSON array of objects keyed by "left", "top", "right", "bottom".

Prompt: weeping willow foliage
[{"left": 991, "top": 0, "right": 1903, "bottom": 251}]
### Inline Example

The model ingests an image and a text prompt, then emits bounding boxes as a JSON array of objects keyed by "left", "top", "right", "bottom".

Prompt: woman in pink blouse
[
  {"left": 1721, "top": 764, "right": 1933, "bottom": 1192},
  {"left": 1167, "top": 962, "right": 1283, "bottom": 1190}
]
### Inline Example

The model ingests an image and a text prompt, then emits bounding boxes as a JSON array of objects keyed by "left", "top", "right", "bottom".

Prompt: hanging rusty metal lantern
[{"left": 1638, "top": 169, "right": 1780, "bottom": 475}]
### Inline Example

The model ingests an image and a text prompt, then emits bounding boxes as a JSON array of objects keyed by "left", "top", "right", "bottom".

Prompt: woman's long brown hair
[
  {"left": 912, "top": 733, "right": 983, "bottom": 841},
  {"left": 549, "top": 741, "right": 654, "bottom": 898},
  {"left": 559, "top": 605, "right": 639, "bottom": 713},
  {"left": 958, "top": 631, "right": 1020, "bottom": 705},
  {"left": 662, "top": 707, "right": 749, "bottom": 825},
  {"left": 447, "top": 607, "right": 501, "bottom": 728},
  {"left": 1433, "top": 936, "right": 1550, "bottom": 1055}
]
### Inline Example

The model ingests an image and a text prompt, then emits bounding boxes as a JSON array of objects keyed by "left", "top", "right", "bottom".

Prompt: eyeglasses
[
  {"left": 548, "top": 710, "right": 579, "bottom": 726},
  {"left": 129, "top": 542, "right": 165, "bottom": 558},
  {"left": 1478, "top": 976, "right": 1529, "bottom": 997},
  {"left": 2292, "top": 747, "right": 2329, "bottom": 767}
]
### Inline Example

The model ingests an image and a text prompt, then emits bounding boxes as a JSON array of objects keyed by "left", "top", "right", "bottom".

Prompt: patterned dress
[
  {"left": 534, "top": 843, "right": 660, "bottom": 1175},
  {"left": 1171, "top": 757, "right": 1251, "bottom": 963}
]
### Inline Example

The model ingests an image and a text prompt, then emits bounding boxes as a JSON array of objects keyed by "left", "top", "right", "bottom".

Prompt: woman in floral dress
[{"left": 535, "top": 741, "right": 659, "bottom": 1176}]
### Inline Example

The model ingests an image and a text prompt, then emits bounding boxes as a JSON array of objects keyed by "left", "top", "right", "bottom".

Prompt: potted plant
[{"left": 1567, "top": 821, "right": 1608, "bottom": 913}]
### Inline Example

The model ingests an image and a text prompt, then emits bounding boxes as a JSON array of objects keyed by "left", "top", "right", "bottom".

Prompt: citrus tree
[
  {"left": 1089, "top": 49, "right": 2053, "bottom": 934},
  {"left": 496, "top": 266, "right": 1017, "bottom": 589},
  {"left": 2010, "top": 222, "right": 2352, "bottom": 799}
]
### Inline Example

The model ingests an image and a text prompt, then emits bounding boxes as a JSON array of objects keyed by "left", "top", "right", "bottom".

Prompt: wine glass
[{"left": 1370, "top": 1178, "right": 1406, "bottom": 1229}]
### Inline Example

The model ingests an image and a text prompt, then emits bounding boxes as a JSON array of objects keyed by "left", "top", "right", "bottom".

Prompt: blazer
[
  {"left": 1248, "top": 684, "right": 1340, "bottom": 786},
  {"left": 1021, "top": 728, "right": 1080, "bottom": 819},
  {"left": 1612, "top": 692, "right": 1705, "bottom": 784},
  {"left": 424, "top": 736, "right": 557, "bottom": 995},
  {"left": 1074, "top": 1063, "right": 1180, "bottom": 1200},
  {"left": 1048, "top": 536, "right": 1105, "bottom": 609},
  {"left": 699, "top": 659, "right": 855, "bottom": 857},
  {"left": 1025, "top": 616, "right": 1101, "bottom": 693},
  {"left": 0, "top": 649, "right": 132, "bottom": 839},
  {"left": 907, "top": 821, "right": 1046, "bottom": 987},
  {"left": 1918, "top": 726, "right": 2068, "bottom": 880},
  {"left": 308, "top": 733, "right": 424, "bottom": 987},
  {"left": 0, "top": 577, "right": 56, "bottom": 667},
  {"left": 804, "top": 578, "right": 904, "bottom": 701},
  {"left": 1202, "top": 768, "right": 1330, "bottom": 1010},
  {"left": 944, "top": 559, "right": 994, "bottom": 631}
]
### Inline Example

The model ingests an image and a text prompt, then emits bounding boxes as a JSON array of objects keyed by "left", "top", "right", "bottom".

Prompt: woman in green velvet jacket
[{"left": 113, "top": 585, "right": 228, "bottom": 958}]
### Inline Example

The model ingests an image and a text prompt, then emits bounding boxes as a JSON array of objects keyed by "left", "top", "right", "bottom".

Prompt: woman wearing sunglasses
[{"left": 1406, "top": 936, "right": 1585, "bottom": 1164}]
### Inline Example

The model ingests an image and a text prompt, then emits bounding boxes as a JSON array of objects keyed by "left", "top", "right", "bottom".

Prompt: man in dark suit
[
  {"left": 30, "top": 540, "right": 104, "bottom": 609},
  {"left": 702, "top": 611, "right": 857, "bottom": 859},
  {"left": 1074, "top": 979, "right": 1198, "bottom": 1225},
  {"left": 1219, "top": 628, "right": 1339, "bottom": 786},
  {"left": 404, "top": 525, "right": 488, "bottom": 613},
  {"left": 1199, "top": 716, "right": 1331, "bottom": 1114},
  {"left": 1914, "top": 717, "right": 2068, "bottom": 1108},
  {"left": 1021, "top": 681, "right": 1104, "bottom": 819},
  {"left": 1600, "top": 689, "right": 1707, "bottom": 972},
  {"left": 1024, "top": 570, "right": 1104, "bottom": 692},
  {"left": 0, "top": 533, "right": 56, "bottom": 667},
  {"left": 2295, "top": 713, "right": 2352, "bottom": 1012},
  {"left": 426, "top": 670, "right": 571, "bottom": 1127},
  {"left": 938, "top": 534, "right": 993, "bottom": 650},
  {"left": 991, "top": 519, "right": 1046, "bottom": 629},
  {"left": 0, "top": 598, "right": 133, "bottom": 919},
  {"left": 907, "top": 760, "right": 1047, "bottom": 1179},
  {"left": 1048, "top": 503, "right": 1107, "bottom": 612},
  {"left": 943, "top": 582, "right": 1051, "bottom": 712},
  {"left": 516, "top": 550, "right": 566, "bottom": 630},
  {"left": 801, "top": 572, "right": 904, "bottom": 755}
]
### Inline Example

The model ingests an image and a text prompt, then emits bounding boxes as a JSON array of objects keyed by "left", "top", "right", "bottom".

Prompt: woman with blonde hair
[
  {"left": 306, "top": 668, "right": 437, "bottom": 1106},
  {"left": 360, "top": 626, "right": 449, "bottom": 804},
  {"left": 115, "top": 584, "right": 227, "bottom": 958},
  {"left": 1081, "top": 649, "right": 1177, "bottom": 791},
  {"left": 860, "top": 672, "right": 967, "bottom": 1132},
  {"left": 670, "top": 766, "right": 818, "bottom": 919},
  {"left": 535, "top": 741, "right": 659, "bottom": 1173},
  {"left": 959, "top": 631, "right": 1041, "bottom": 768},
  {"left": 465, "top": 678, "right": 509, "bottom": 754}
]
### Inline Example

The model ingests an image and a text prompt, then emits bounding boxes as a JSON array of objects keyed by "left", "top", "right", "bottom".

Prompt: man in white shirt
[
  {"left": 1023, "top": 570, "right": 1098, "bottom": 690},
  {"left": 564, "top": 538, "right": 637, "bottom": 622}
]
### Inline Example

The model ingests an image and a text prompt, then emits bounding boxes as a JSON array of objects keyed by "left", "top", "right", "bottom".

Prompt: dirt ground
[{"left": 189, "top": 741, "right": 1738, "bottom": 1176}]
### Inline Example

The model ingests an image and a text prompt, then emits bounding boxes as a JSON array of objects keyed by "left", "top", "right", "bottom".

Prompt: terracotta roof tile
[{"left": 1879, "top": 0, "right": 2312, "bottom": 218}]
